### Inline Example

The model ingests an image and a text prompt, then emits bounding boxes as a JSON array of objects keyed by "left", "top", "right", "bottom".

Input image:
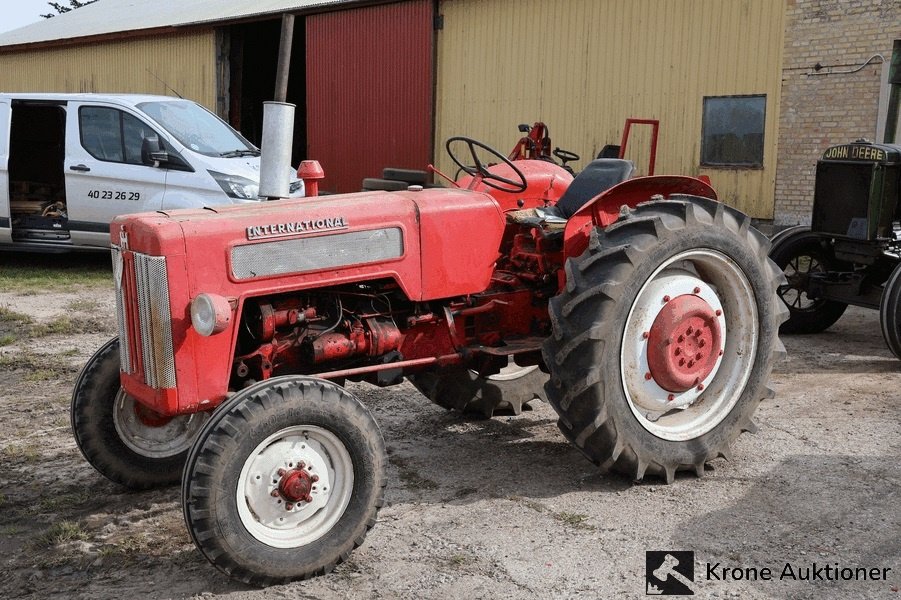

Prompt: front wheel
[
  {"left": 768, "top": 227, "right": 847, "bottom": 334},
  {"left": 543, "top": 197, "right": 787, "bottom": 483},
  {"left": 71, "top": 337, "right": 209, "bottom": 489},
  {"left": 182, "top": 376, "right": 387, "bottom": 586}
]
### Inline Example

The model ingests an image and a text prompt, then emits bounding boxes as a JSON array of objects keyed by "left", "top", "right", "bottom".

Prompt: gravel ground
[{"left": 0, "top": 265, "right": 898, "bottom": 599}]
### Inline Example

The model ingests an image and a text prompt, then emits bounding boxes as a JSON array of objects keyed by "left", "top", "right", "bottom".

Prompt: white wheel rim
[
  {"left": 620, "top": 249, "right": 758, "bottom": 441},
  {"left": 112, "top": 390, "right": 208, "bottom": 458},
  {"left": 237, "top": 425, "right": 354, "bottom": 549}
]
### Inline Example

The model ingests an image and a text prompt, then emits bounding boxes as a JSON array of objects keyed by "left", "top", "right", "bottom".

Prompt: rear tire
[
  {"left": 182, "top": 376, "right": 387, "bottom": 586},
  {"left": 382, "top": 167, "right": 429, "bottom": 184},
  {"left": 543, "top": 197, "right": 787, "bottom": 483},
  {"left": 361, "top": 177, "right": 407, "bottom": 191},
  {"left": 71, "top": 337, "right": 208, "bottom": 489},
  {"left": 409, "top": 359, "right": 546, "bottom": 418},
  {"left": 768, "top": 228, "right": 847, "bottom": 334},
  {"left": 879, "top": 262, "right": 901, "bottom": 359}
]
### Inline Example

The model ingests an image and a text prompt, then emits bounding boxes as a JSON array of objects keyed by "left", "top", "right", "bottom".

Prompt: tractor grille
[{"left": 111, "top": 247, "right": 177, "bottom": 388}]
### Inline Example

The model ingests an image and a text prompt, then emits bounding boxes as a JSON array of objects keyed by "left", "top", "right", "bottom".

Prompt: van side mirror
[{"left": 141, "top": 135, "right": 169, "bottom": 166}]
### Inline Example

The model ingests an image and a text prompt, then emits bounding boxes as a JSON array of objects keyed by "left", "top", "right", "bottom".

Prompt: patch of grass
[
  {"left": 0, "top": 333, "right": 15, "bottom": 346},
  {"left": 33, "top": 521, "right": 89, "bottom": 548},
  {"left": 0, "top": 255, "right": 111, "bottom": 293},
  {"left": 0, "top": 493, "right": 6, "bottom": 508},
  {"left": 37, "top": 490, "right": 94, "bottom": 514},
  {"left": 0, "top": 351, "right": 79, "bottom": 379},
  {"left": 554, "top": 511, "right": 595, "bottom": 530},
  {"left": 447, "top": 553, "right": 474, "bottom": 568},
  {"left": 0, "top": 306, "right": 32, "bottom": 324},
  {"left": 66, "top": 298, "right": 101, "bottom": 312},
  {"left": 29, "top": 315, "right": 77, "bottom": 337},
  {"left": 0, "top": 524, "right": 24, "bottom": 536},
  {"left": 2, "top": 443, "right": 40, "bottom": 463}
]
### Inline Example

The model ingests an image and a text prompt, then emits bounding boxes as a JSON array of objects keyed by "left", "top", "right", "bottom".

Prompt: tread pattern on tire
[
  {"left": 71, "top": 337, "right": 187, "bottom": 489},
  {"left": 541, "top": 197, "right": 789, "bottom": 483},
  {"left": 182, "top": 376, "right": 387, "bottom": 586},
  {"left": 409, "top": 366, "right": 547, "bottom": 418}
]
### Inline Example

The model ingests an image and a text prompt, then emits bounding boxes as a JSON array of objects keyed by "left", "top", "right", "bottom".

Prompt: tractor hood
[{"left": 111, "top": 188, "right": 506, "bottom": 303}]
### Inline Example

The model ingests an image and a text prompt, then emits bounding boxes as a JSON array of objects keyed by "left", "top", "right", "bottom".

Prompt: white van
[{"left": 0, "top": 93, "right": 303, "bottom": 252}]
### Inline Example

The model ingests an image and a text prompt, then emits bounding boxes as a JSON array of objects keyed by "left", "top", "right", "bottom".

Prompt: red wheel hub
[
  {"left": 278, "top": 467, "right": 314, "bottom": 503},
  {"left": 132, "top": 401, "right": 173, "bottom": 427},
  {"left": 646, "top": 294, "right": 722, "bottom": 392}
]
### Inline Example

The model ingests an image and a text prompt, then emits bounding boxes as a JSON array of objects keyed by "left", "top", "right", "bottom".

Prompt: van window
[
  {"left": 79, "top": 106, "right": 156, "bottom": 165},
  {"left": 137, "top": 100, "right": 257, "bottom": 157}
]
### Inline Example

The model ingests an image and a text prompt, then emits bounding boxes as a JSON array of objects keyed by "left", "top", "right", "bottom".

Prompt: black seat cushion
[{"left": 553, "top": 159, "right": 634, "bottom": 219}]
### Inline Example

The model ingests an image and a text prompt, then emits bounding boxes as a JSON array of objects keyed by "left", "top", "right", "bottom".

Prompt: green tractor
[{"left": 770, "top": 40, "right": 901, "bottom": 353}]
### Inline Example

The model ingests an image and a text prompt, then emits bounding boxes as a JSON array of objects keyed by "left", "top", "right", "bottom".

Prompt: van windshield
[{"left": 137, "top": 101, "right": 259, "bottom": 158}]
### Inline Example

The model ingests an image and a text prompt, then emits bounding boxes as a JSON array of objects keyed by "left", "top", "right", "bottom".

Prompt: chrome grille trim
[
  {"left": 133, "top": 253, "right": 176, "bottom": 389},
  {"left": 110, "top": 246, "right": 132, "bottom": 374},
  {"left": 231, "top": 228, "right": 404, "bottom": 280}
]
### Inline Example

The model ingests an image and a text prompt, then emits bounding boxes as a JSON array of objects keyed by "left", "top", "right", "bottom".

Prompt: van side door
[
  {"left": 65, "top": 102, "right": 168, "bottom": 248},
  {"left": 0, "top": 100, "right": 10, "bottom": 244}
]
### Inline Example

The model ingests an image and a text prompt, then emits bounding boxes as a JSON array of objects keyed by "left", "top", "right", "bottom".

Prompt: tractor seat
[{"left": 549, "top": 158, "right": 634, "bottom": 219}]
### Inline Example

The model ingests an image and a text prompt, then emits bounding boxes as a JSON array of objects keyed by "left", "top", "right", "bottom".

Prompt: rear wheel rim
[{"left": 620, "top": 249, "right": 758, "bottom": 441}]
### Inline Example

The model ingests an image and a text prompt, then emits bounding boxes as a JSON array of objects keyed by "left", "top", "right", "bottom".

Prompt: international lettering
[{"left": 246, "top": 217, "right": 349, "bottom": 240}]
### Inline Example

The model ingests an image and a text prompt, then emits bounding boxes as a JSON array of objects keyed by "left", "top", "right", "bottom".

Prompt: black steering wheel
[
  {"left": 446, "top": 136, "right": 528, "bottom": 193},
  {"left": 553, "top": 147, "right": 580, "bottom": 163}
]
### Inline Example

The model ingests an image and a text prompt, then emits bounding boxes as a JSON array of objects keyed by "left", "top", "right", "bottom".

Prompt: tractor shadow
[
  {"left": 776, "top": 306, "right": 901, "bottom": 375},
  {"left": 671, "top": 454, "right": 901, "bottom": 599}
]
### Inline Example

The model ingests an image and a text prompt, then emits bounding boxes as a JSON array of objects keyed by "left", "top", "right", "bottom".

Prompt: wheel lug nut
[
  {"left": 667, "top": 394, "right": 675, "bottom": 401},
  {"left": 686, "top": 326, "right": 693, "bottom": 335},
  {"left": 695, "top": 353, "right": 702, "bottom": 360},
  {"left": 697, "top": 383, "right": 705, "bottom": 391},
  {"left": 693, "top": 286, "right": 701, "bottom": 294},
  {"left": 715, "top": 309, "right": 722, "bottom": 316},
  {"left": 679, "top": 358, "right": 685, "bottom": 366},
  {"left": 719, "top": 350, "right": 724, "bottom": 356},
  {"left": 304, "top": 494, "right": 313, "bottom": 503},
  {"left": 699, "top": 340, "right": 706, "bottom": 348},
  {"left": 277, "top": 468, "right": 286, "bottom": 476},
  {"left": 297, "top": 461, "right": 305, "bottom": 470},
  {"left": 311, "top": 474, "right": 319, "bottom": 483},
  {"left": 678, "top": 335, "right": 685, "bottom": 343},
  {"left": 674, "top": 347, "right": 681, "bottom": 356},
  {"left": 663, "top": 295, "right": 671, "bottom": 303},
  {"left": 687, "top": 360, "right": 694, "bottom": 368},
  {"left": 285, "top": 502, "right": 294, "bottom": 511},
  {"left": 644, "top": 372, "right": 652, "bottom": 380},
  {"left": 642, "top": 331, "right": 649, "bottom": 339},
  {"left": 271, "top": 490, "right": 280, "bottom": 497}
]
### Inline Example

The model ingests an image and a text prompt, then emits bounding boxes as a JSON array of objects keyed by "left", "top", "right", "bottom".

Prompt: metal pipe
[
  {"left": 258, "top": 101, "right": 295, "bottom": 199},
  {"left": 274, "top": 14, "right": 295, "bottom": 103},
  {"left": 884, "top": 40, "right": 901, "bottom": 144},
  {"left": 312, "top": 354, "right": 462, "bottom": 380}
]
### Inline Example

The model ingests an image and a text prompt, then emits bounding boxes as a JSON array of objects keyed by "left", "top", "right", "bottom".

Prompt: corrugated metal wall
[
  {"left": 435, "top": 0, "right": 785, "bottom": 218},
  {"left": 0, "top": 32, "right": 218, "bottom": 110},
  {"left": 306, "top": 0, "right": 433, "bottom": 193}
]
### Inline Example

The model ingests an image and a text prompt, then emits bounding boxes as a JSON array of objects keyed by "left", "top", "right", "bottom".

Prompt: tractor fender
[
  {"left": 561, "top": 175, "right": 718, "bottom": 258},
  {"left": 769, "top": 224, "right": 810, "bottom": 249}
]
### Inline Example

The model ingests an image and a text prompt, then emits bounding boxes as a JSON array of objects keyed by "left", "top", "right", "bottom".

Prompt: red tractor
[{"left": 71, "top": 136, "right": 785, "bottom": 585}]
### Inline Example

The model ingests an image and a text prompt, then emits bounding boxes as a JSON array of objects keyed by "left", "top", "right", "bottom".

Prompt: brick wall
[{"left": 774, "top": 0, "right": 899, "bottom": 226}]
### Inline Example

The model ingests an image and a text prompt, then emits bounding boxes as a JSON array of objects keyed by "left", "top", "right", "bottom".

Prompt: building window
[{"left": 700, "top": 95, "right": 766, "bottom": 168}]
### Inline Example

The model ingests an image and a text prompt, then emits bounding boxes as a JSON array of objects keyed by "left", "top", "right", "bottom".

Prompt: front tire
[
  {"left": 182, "top": 376, "right": 387, "bottom": 586},
  {"left": 768, "top": 227, "right": 847, "bottom": 334},
  {"left": 543, "top": 197, "right": 787, "bottom": 483},
  {"left": 71, "top": 337, "right": 208, "bottom": 489}
]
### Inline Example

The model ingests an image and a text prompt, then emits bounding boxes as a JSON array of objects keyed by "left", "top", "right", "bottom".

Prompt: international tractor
[{"left": 71, "top": 135, "right": 785, "bottom": 585}]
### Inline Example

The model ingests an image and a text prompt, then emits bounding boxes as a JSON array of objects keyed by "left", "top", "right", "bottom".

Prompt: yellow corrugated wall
[
  {"left": 0, "top": 32, "right": 217, "bottom": 111},
  {"left": 435, "top": 0, "right": 785, "bottom": 218}
]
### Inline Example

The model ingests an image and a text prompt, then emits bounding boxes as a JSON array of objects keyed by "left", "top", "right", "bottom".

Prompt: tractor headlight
[
  {"left": 190, "top": 293, "right": 232, "bottom": 336},
  {"left": 209, "top": 171, "right": 260, "bottom": 200}
]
